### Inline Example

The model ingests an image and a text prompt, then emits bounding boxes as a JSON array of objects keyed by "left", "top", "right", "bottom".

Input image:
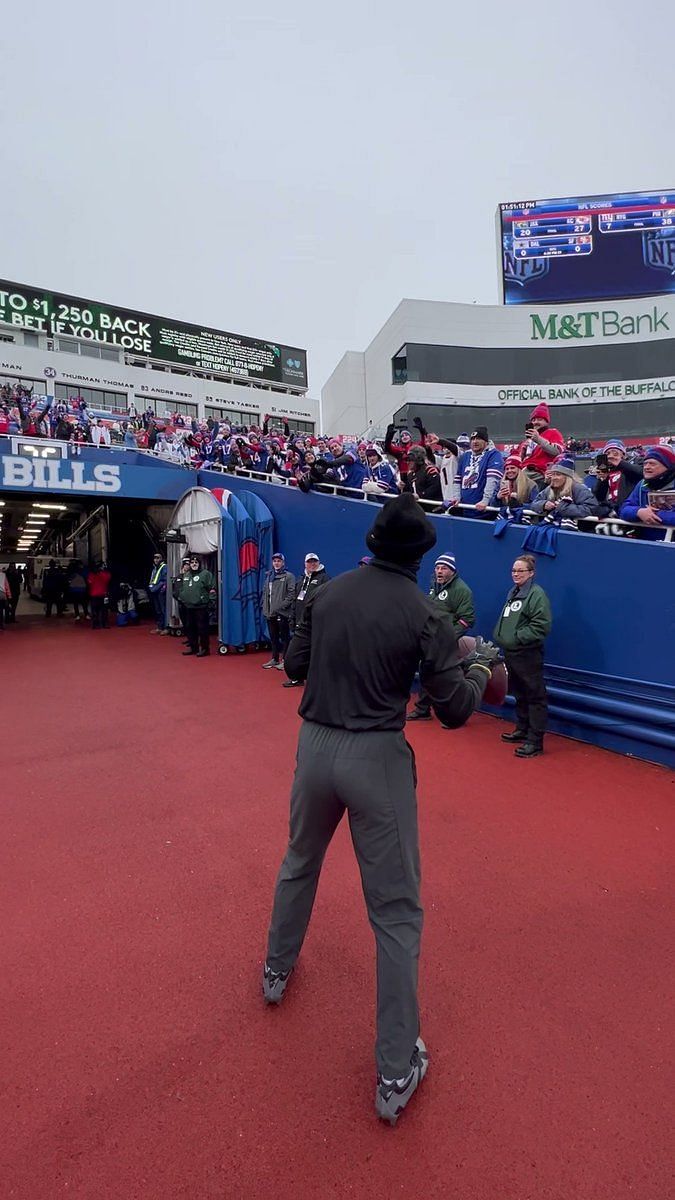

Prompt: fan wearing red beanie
[{"left": 518, "top": 403, "right": 564, "bottom": 484}]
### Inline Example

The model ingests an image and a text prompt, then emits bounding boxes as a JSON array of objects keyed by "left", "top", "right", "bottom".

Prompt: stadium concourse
[{"left": 1, "top": 617, "right": 672, "bottom": 1199}]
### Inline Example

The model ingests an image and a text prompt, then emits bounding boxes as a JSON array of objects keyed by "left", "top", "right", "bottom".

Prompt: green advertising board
[{"left": 0, "top": 279, "right": 307, "bottom": 388}]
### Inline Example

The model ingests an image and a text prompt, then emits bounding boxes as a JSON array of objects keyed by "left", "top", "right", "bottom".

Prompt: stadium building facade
[
  {"left": 0, "top": 280, "right": 318, "bottom": 433},
  {"left": 322, "top": 295, "right": 675, "bottom": 440}
]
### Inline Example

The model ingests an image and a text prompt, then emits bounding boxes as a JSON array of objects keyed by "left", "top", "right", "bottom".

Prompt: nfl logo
[
  {"left": 642, "top": 230, "right": 675, "bottom": 276},
  {"left": 503, "top": 238, "right": 550, "bottom": 289}
]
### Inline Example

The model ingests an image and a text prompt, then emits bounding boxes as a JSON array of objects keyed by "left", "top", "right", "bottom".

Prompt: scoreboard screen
[{"left": 498, "top": 189, "right": 675, "bottom": 305}]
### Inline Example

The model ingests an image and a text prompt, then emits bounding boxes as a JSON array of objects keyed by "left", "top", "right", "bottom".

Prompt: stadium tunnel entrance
[{"left": 0, "top": 487, "right": 175, "bottom": 616}]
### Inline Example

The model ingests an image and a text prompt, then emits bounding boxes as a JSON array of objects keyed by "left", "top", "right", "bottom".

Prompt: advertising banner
[{"left": 0, "top": 280, "right": 308, "bottom": 388}]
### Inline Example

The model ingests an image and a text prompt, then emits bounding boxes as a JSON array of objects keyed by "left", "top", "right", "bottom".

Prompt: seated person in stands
[
  {"left": 404, "top": 446, "right": 442, "bottom": 502},
  {"left": 497, "top": 454, "right": 539, "bottom": 508},
  {"left": 362, "top": 444, "right": 398, "bottom": 494},
  {"left": 620, "top": 445, "right": 675, "bottom": 531},
  {"left": 530, "top": 456, "right": 598, "bottom": 522},
  {"left": 518, "top": 403, "right": 565, "bottom": 485},
  {"left": 590, "top": 439, "right": 643, "bottom": 518},
  {"left": 458, "top": 427, "right": 504, "bottom": 509}
]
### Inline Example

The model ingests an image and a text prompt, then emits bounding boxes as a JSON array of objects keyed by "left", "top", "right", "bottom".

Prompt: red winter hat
[
  {"left": 529, "top": 402, "right": 550, "bottom": 422},
  {"left": 504, "top": 453, "right": 522, "bottom": 469}
]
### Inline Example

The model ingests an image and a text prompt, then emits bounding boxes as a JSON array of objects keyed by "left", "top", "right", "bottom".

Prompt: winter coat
[
  {"left": 592, "top": 460, "right": 642, "bottom": 513},
  {"left": 262, "top": 569, "right": 296, "bottom": 619},
  {"left": 383, "top": 426, "right": 424, "bottom": 480},
  {"left": 177, "top": 569, "right": 215, "bottom": 608},
  {"left": 362, "top": 461, "right": 398, "bottom": 494},
  {"left": 620, "top": 474, "right": 675, "bottom": 528},
  {"left": 293, "top": 567, "right": 330, "bottom": 626},
  {"left": 458, "top": 446, "right": 504, "bottom": 505},
  {"left": 517, "top": 427, "right": 565, "bottom": 477},
  {"left": 531, "top": 480, "right": 598, "bottom": 519},
  {"left": 408, "top": 464, "right": 442, "bottom": 503},
  {"left": 493, "top": 581, "right": 552, "bottom": 651},
  {"left": 148, "top": 563, "right": 167, "bottom": 594},
  {"left": 427, "top": 574, "right": 475, "bottom": 637}
]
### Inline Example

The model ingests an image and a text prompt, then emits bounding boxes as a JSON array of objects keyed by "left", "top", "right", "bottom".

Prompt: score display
[
  {"left": 0, "top": 280, "right": 308, "bottom": 388},
  {"left": 499, "top": 190, "right": 675, "bottom": 304}
]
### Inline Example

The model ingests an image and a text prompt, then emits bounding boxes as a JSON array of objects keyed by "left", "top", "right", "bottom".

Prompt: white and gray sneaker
[
  {"left": 261, "top": 658, "right": 278, "bottom": 669},
  {"left": 262, "top": 961, "right": 293, "bottom": 1005},
  {"left": 375, "top": 1037, "right": 429, "bottom": 1125}
]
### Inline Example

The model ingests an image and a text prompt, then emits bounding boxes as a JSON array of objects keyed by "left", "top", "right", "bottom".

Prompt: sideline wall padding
[{"left": 199, "top": 471, "right": 675, "bottom": 769}]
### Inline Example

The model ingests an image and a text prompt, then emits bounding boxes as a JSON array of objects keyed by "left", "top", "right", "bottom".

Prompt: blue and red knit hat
[
  {"left": 601, "top": 438, "right": 626, "bottom": 455},
  {"left": 547, "top": 454, "right": 576, "bottom": 478},
  {"left": 644, "top": 445, "right": 675, "bottom": 470}
]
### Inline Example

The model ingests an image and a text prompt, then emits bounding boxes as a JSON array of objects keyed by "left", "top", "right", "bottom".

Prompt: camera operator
[{"left": 591, "top": 440, "right": 642, "bottom": 518}]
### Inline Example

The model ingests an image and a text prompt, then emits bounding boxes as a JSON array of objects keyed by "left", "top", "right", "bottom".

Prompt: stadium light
[{"left": 32, "top": 503, "right": 68, "bottom": 510}]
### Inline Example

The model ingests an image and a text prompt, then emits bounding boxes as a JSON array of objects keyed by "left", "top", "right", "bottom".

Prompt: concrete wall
[{"left": 321, "top": 295, "right": 675, "bottom": 437}]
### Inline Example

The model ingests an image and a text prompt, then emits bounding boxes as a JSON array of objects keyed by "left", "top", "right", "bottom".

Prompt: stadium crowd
[{"left": 2, "top": 387, "right": 674, "bottom": 536}]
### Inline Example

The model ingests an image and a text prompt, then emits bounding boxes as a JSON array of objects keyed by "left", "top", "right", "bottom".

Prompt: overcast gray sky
[{"left": 3, "top": 2, "right": 673, "bottom": 396}]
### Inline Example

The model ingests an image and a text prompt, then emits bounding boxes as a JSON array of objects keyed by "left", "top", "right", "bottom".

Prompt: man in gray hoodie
[{"left": 261, "top": 553, "right": 295, "bottom": 670}]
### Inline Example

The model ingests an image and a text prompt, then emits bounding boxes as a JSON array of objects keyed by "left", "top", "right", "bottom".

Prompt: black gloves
[{"left": 463, "top": 637, "right": 502, "bottom": 674}]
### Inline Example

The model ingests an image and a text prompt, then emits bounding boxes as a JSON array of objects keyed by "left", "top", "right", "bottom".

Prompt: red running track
[{"left": 1, "top": 619, "right": 672, "bottom": 1199}]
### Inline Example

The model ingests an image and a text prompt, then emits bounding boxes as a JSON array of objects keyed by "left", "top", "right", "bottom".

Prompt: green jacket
[
  {"left": 493, "top": 582, "right": 552, "bottom": 651},
  {"left": 428, "top": 574, "right": 475, "bottom": 637},
  {"left": 177, "top": 569, "right": 215, "bottom": 608}
]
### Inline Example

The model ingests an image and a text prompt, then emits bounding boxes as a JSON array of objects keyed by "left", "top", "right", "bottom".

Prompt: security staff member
[
  {"left": 408, "top": 552, "right": 476, "bottom": 722},
  {"left": 177, "top": 553, "right": 216, "bottom": 657},
  {"left": 493, "top": 554, "right": 552, "bottom": 757},
  {"left": 262, "top": 494, "right": 500, "bottom": 1124},
  {"left": 172, "top": 555, "right": 191, "bottom": 641}
]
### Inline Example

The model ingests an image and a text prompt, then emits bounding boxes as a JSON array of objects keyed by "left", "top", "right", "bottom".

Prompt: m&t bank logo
[{"left": 530, "top": 305, "right": 670, "bottom": 340}]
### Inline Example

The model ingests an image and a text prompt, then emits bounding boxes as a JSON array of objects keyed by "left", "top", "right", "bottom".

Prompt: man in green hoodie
[
  {"left": 178, "top": 552, "right": 216, "bottom": 657},
  {"left": 407, "top": 553, "right": 476, "bottom": 722}
]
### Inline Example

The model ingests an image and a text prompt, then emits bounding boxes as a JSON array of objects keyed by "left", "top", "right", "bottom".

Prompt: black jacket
[
  {"left": 284, "top": 560, "right": 488, "bottom": 732},
  {"left": 293, "top": 567, "right": 330, "bottom": 625},
  {"left": 405, "top": 465, "right": 442, "bottom": 503},
  {"left": 592, "top": 460, "right": 642, "bottom": 512}
]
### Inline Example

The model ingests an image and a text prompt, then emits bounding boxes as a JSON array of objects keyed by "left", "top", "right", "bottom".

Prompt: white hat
[{"left": 305, "top": 552, "right": 319, "bottom": 561}]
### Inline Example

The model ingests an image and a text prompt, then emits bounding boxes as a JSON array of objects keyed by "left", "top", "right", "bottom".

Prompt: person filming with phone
[{"left": 517, "top": 403, "right": 564, "bottom": 487}]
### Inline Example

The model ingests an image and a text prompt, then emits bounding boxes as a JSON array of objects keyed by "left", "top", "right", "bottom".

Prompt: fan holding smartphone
[{"left": 518, "top": 403, "right": 565, "bottom": 486}]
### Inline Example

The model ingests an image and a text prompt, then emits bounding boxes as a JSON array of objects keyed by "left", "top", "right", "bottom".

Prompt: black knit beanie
[{"left": 366, "top": 493, "right": 437, "bottom": 563}]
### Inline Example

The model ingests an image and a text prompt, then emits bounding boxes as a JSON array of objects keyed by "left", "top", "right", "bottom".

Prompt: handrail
[{"left": 2, "top": 436, "right": 671, "bottom": 542}]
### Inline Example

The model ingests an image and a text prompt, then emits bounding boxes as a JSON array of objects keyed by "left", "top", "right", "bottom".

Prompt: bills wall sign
[{"left": 1, "top": 455, "right": 122, "bottom": 493}]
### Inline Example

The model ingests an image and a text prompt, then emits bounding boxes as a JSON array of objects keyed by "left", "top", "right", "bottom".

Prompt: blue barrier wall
[
  {"left": 204, "top": 473, "right": 675, "bottom": 769},
  {"left": 1, "top": 439, "right": 672, "bottom": 768}
]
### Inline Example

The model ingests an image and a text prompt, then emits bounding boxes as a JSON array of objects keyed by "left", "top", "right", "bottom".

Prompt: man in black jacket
[
  {"left": 405, "top": 446, "right": 443, "bottom": 502},
  {"left": 262, "top": 494, "right": 498, "bottom": 1124},
  {"left": 592, "top": 439, "right": 643, "bottom": 518}
]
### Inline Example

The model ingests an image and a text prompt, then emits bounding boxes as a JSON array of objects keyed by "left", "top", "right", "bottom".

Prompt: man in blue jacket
[
  {"left": 148, "top": 553, "right": 168, "bottom": 633},
  {"left": 620, "top": 445, "right": 675, "bottom": 536},
  {"left": 458, "top": 427, "right": 504, "bottom": 509}
]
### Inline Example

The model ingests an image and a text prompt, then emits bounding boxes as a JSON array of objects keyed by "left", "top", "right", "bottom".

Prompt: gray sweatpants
[{"left": 266, "top": 720, "right": 423, "bottom": 1078}]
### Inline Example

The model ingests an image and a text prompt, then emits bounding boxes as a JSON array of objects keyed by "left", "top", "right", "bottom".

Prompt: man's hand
[
  {"left": 637, "top": 506, "right": 662, "bottom": 525},
  {"left": 463, "top": 637, "right": 502, "bottom": 671},
  {"left": 475, "top": 501, "right": 488, "bottom": 511}
]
